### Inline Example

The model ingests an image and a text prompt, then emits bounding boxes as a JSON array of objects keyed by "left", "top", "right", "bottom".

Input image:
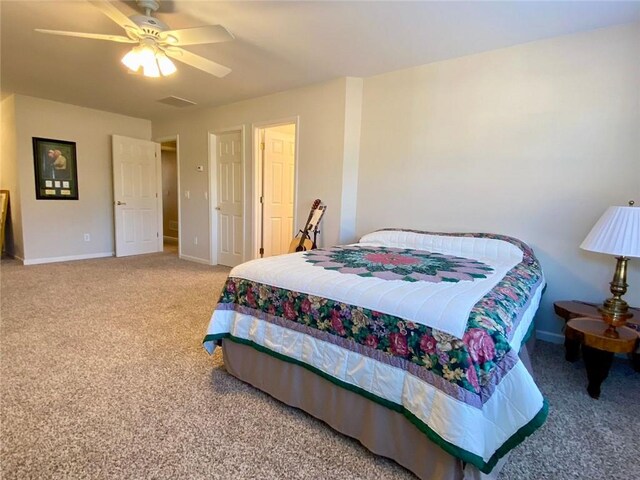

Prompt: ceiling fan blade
[
  {"left": 87, "top": 0, "right": 139, "bottom": 31},
  {"left": 166, "top": 47, "right": 231, "bottom": 78},
  {"left": 35, "top": 29, "right": 137, "bottom": 43},
  {"left": 159, "top": 25, "right": 234, "bottom": 46}
]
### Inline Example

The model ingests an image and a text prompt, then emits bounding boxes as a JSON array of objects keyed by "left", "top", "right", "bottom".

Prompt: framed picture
[{"left": 32, "top": 137, "right": 79, "bottom": 200}]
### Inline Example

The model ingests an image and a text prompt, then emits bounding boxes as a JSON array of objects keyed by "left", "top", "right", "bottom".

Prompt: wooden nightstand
[
  {"left": 564, "top": 318, "right": 638, "bottom": 398},
  {"left": 554, "top": 300, "right": 640, "bottom": 372}
]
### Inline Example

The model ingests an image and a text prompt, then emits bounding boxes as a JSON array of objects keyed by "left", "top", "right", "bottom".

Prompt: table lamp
[{"left": 580, "top": 200, "right": 640, "bottom": 337}]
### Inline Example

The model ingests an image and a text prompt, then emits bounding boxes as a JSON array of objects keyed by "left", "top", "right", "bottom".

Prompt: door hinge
[
  {"left": 260, "top": 142, "right": 265, "bottom": 151},
  {"left": 259, "top": 247, "right": 264, "bottom": 256},
  {"left": 259, "top": 195, "right": 264, "bottom": 204},
  {"left": 157, "top": 232, "right": 159, "bottom": 238},
  {"left": 156, "top": 192, "right": 158, "bottom": 198}
]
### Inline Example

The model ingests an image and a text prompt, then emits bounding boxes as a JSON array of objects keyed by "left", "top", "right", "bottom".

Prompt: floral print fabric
[
  {"left": 304, "top": 245, "right": 493, "bottom": 282},
  {"left": 216, "top": 231, "right": 543, "bottom": 396}
]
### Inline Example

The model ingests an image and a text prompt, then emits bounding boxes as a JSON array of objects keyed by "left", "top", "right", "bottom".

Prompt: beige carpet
[{"left": 1, "top": 251, "right": 639, "bottom": 479}]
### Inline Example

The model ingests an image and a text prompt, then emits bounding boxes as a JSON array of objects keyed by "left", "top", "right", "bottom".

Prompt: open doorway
[
  {"left": 256, "top": 123, "right": 297, "bottom": 258},
  {"left": 160, "top": 140, "right": 179, "bottom": 255}
]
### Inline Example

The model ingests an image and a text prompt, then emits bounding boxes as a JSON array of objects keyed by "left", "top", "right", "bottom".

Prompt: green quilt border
[
  {"left": 203, "top": 333, "right": 548, "bottom": 474},
  {"left": 519, "top": 316, "right": 536, "bottom": 348}
]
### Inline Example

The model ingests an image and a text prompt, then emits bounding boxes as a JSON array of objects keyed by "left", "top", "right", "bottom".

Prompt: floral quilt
[{"left": 214, "top": 234, "right": 541, "bottom": 395}]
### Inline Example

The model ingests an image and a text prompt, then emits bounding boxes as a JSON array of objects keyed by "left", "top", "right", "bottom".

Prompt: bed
[{"left": 204, "top": 229, "right": 548, "bottom": 479}]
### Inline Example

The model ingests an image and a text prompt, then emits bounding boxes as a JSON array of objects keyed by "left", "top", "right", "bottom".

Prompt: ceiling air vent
[{"left": 158, "top": 96, "right": 197, "bottom": 108}]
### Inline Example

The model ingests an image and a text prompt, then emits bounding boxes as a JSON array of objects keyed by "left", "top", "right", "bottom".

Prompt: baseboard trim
[
  {"left": 179, "top": 254, "right": 211, "bottom": 266},
  {"left": 535, "top": 329, "right": 564, "bottom": 345},
  {"left": 23, "top": 252, "right": 114, "bottom": 265}
]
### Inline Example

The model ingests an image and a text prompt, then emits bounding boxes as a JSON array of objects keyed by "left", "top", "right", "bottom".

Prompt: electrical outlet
[
  {"left": 185, "top": 190, "right": 190, "bottom": 199},
  {"left": 83, "top": 233, "right": 91, "bottom": 242},
  {"left": 194, "top": 236, "right": 198, "bottom": 245}
]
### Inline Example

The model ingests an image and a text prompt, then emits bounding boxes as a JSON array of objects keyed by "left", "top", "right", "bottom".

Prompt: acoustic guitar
[{"left": 288, "top": 199, "right": 325, "bottom": 253}]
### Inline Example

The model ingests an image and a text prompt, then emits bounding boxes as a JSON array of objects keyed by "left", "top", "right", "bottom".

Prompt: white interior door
[
  {"left": 262, "top": 129, "right": 295, "bottom": 256},
  {"left": 217, "top": 131, "right": 243, "bottom": 267},
  {"left": 112, "top": 135, "right": 161, "bottom": 257}
]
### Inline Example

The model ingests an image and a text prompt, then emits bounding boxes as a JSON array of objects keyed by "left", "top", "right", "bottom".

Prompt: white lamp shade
[
  {"left": 580, "top": 205, "right": 640, "bottom": 258},
  {"left": 139, "top": 46, "right": 160, "bottom": 77},
  {"left": 156, "top": 52, "right": 177, "bottom": 76},
  {"left": 121, "top": 48, "right": 142, "bottom": 72}
]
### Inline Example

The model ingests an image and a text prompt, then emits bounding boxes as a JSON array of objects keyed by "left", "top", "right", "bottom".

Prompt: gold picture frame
[{"left": 0, "top": 190, "right": 9, "bottom": 254}]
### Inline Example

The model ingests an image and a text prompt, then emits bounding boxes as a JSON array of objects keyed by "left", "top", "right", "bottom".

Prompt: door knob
[
  {"left": 215, "top": 206, "right": 221, "bottom": 211},
  {"left": 116, "top": 201, "right": 127, "bottom": 205}
]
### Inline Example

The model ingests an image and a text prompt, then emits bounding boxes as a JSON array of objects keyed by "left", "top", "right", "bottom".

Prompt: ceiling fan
[{"left": 35, "top": 0, "right": 233, "bottom": 78}]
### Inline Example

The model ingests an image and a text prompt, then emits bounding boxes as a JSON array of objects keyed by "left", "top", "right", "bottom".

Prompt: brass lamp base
[{"left": 598, "top": 256, "right": 634, "bottom": 338}]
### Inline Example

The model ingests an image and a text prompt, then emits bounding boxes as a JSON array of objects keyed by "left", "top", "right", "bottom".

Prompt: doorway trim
[
  {"left": 208, "top": 125, "right": 246, "bottom": 266},
  {"left": 154, "top": 134, "right": 181, "bottom": 256},
  {"left": 251, "top": 116, "right": 300, "bottom": 260}
]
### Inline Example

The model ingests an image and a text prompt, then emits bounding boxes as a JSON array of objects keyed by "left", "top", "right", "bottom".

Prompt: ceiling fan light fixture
[
  {"left": 121, "top": 47, "right": 143, "bottom": 72},
  {"left": 139, "top": 45, "right": 160, "bottom": 77},
  {"left": 156, "top": 52, "right": 177, "bottom": 76},
  {"left": 122, "top": 42, "right": 169, "bottom": 78},
  {"left": 39, "top": 1, "right": 233, "bottom": 80},
  {"left": 142, "top": 61, "right": 160, "bottom": 77}
]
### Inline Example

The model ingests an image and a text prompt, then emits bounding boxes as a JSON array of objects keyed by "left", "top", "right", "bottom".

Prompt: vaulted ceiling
[{"left": 2, "top": 1, "right": 640, "bottom": 120}]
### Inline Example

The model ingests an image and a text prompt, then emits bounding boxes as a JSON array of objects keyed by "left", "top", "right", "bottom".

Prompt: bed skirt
[{"left": 221, "top": 337, "right": 536, "bottom": 479}]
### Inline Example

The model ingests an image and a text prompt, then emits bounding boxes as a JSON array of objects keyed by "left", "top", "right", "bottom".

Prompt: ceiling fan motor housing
[
  {"left": 129, "top": 15, "right": 169, "bottom": 37},
  {"left": 130, "top": 0, "right": 168, "bottom": 37}
]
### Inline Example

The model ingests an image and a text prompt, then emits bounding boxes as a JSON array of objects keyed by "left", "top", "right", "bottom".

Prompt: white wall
[
  {"left": 153, "top": 77, "right": 361, "bottom": 263},
  {"left": 0, "top": 95, "right": 23, "bottom": 258},
  {"left": 339, "top": 77, "right": 363, "bottom": 244},
  {"left": 11, "top": 95, "right": 152, "bottom": 263},
  {"left": 356, "top": 23, "right": 640, "bottom": 336}
]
